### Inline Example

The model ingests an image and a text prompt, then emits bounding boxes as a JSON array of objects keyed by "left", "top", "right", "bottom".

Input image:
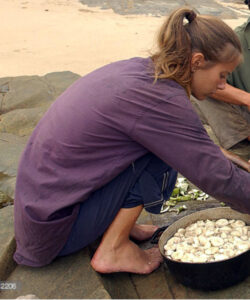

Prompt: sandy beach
[{"left": 0, "top": 0, "right": 249, "bottom": 78}]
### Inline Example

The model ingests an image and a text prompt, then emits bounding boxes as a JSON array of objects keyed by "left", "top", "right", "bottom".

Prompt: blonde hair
[{"left": 151, "top": 7, "right": 242, "bottom": 96}]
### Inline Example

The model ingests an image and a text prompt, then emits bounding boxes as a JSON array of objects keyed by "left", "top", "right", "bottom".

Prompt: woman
[{"left": 14, "top": 7, "right": 250, "bottom": 274}]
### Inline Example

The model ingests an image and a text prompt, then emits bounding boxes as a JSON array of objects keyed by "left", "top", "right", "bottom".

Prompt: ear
[{"left": 190, "top": 52, "right": 205, "bottom": 72}]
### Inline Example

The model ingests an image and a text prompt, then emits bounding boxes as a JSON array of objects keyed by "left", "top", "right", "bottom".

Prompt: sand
[{"left": 0, "top": 0, "right": 248, "bottom": 78}]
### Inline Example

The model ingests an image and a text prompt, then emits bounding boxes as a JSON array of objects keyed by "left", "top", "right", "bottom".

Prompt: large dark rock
[
  {"left": 0, "top": 133, "right": 28, "bottom": 200},
  {"left": 0, "top": 71, "right": 80, "bottom": 202},
  {"left": 0, "top": 72, "right": 80, "bottom": 114},
  {"left": 0, "top": 106, "right": 49, "bottom": 137},
  {"left": 0, "top": 205, "right": 16, "bottom": 281}
]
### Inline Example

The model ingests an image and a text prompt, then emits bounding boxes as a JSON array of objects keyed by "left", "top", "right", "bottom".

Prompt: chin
[{"left": 191, "top": 93, "right": 205, "bottom": 100}]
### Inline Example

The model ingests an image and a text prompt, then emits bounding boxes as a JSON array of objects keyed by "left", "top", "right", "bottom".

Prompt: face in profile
[{"left": 190, "top": 55, "right": 241, "bottom": 100}]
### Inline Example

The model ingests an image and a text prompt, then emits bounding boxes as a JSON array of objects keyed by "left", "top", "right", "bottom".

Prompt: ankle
[{"left": 99, "top": 233, "right": 130, "bottom": 253}]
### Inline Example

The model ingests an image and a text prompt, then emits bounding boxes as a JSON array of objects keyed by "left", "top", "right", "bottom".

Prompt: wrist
[{"left": 241, "top": 91, "right": 250, "bottom": 107}]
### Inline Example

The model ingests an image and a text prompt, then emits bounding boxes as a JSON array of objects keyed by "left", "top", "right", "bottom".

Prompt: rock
[
  {"left": 43, "top": 71, "right": 81, "bottom": 98},
  {"left": 88, "top": 287, "right": 111, "bottom": 299},
  {"left": 0, "top": 191, "right": 13, "bottom": 208},
  {"left": 0, "top": 72, "right": 80, "bottom": 114},
  {"left": 16, "top": 295, "right": 39, "bottom": 299},
  {"left": 99, "top": 272, "right": 138, "bottom": 299},
  {"left": 0, "top": 133, "right": 28, "bottom": 199},
  {"left": 131, "top": 265, "right": 173, "bottom": 299},
  {"left": 0, "top": 72, "right": 81, "bottom": 200},
  {"left": 0, "top": 205, "right": 16, "bottom": 281},
  {"left": 0, "top": 249, "right": 111, "bottom": 299},
  {"left": 0, "top": 133, "right": 27, "bottom": 177},
  {"left": 0, "top": 177, "right": 17, "bottom": 204},
  {"left": 0, "top": 106, "right": 50, "bottom": 137},
  {"left": 0, "top": 76, "right": 53, "bottom": 114}
]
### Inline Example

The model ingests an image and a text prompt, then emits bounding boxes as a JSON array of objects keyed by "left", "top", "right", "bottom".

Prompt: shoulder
[
  {"left": 113, "top": 57, "right": 188, "bottom": 101},
  {"left": 133, "top": 90, "right": 204, "bottom": 132},
  {"left": 234, "top": 17, "right": 250, "bottom": 40}
]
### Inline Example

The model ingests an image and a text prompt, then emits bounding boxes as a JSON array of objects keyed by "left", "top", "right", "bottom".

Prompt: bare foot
[
  {"left": 130, "top": 224, "right": 158, "bottom": 241},
  {"left": 91, "top": 240, "right": 163, "bottom": 274}
]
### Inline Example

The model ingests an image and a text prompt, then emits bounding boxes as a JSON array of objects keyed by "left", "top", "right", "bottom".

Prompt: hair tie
[{"left": 185, "top": 11, "right": 196, "bottom": 23}]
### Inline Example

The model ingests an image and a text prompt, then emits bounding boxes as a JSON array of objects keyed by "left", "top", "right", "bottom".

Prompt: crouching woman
[{"left": 14, "top": 7, "right": 250, "bottom": 274}]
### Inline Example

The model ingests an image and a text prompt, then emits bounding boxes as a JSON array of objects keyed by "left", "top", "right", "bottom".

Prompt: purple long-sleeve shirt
[{"left": 14, "top": 57, "right": 250, "bottom": 267}]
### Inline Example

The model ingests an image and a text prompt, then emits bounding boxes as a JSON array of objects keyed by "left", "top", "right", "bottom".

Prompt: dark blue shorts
[{"left": 58, "top": 153, "right": 177, "bottom": 256}]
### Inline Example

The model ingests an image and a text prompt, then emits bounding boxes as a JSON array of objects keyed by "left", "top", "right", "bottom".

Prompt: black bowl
[
  {"left": 164, "top": 249, "right": 250, "bottom": 290},
  {"left": 158, "top": 207, "right": 250, "bottom": 290}
]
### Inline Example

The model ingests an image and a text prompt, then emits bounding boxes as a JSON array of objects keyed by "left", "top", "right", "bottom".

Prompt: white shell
[
  {"left": 231, "top": 230, "right": 241, "bottom": 237},
  {"left": 171, "top": 250, "right": 185, "bottom": 261},
  {"left": 215, "top": 219, "right": 229, "bottom": 227},
  {"left": 164, "top": 217, "right": 250, "bottom": 263},
  {"left": 192, "top": 254, "right": 209, "bottom": 263},
  {"left": 231, "top": 220, "right": 246, "bottom": 228},
  {"left": 205, "top": 247, "right": 219, "bottom": 255},
  {"left": 219, "top": 226, "right": 231, "bottom": 233},
  {"left": 198, "top": 235, "right": 208, "bottom": 246},
  {"left": 210, "top": 237, "right": 224, "bottom": 247},
  {"left": 236, "top": 242, "right": 249, "bottom": 252},
  {"left": 205, "top": 230, "right": 214, "bottom": 237},
  {"left": 213, "top": 254, "right": 229, "bottom": 261},
  {"left": 241, "top": 235, "right": 248, "bottom": 241},
  {"left": 195, "top": 227, "right": 203, "bottom": 235},
  {"left": 220, "top": 232, "right": 228, "bottom": 239}
]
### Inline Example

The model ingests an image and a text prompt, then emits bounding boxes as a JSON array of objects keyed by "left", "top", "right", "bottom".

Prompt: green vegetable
[
  {"left": 171, "top": 187, "right": 180, "bottom": 196},
  {"left": 169, "top": 205, "right": 187, "bottom": 214},
  {"left": 170, "top": 195, "right": 192, "bottom": 201},
  {"left": 160, "top": 177, "right": 209, "bottom": 214}
]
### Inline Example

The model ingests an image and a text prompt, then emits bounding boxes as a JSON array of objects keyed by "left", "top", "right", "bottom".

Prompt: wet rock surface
[{"left": 79, "top": 0, "right": 250, "bottom": 18}]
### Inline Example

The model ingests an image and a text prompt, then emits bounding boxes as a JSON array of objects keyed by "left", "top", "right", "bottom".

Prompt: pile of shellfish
[{"left": 164, "top": 218, "right": 250, "bottom": 263}]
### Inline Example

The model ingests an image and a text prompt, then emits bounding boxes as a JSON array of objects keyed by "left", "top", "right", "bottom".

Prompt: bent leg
[
  {"left": 192, "top": 96, "right": 250, "bottom": 149},
  {"left": 58, "top": 154, "right": 153, "bottom": 256},
  {"left": 91, "top": 205, "right": 163, "bottom": 274},
  {"left": 58, "top": 153, "right": 176, "bottom": 265}
]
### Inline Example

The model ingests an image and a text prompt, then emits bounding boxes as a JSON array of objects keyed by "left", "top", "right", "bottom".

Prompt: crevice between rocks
[
  {"left": 0, "top": 237, "right": 17, "bottom": 281},
  {"left": 129, "top": 273, "right": 141, "bottom": 299}
]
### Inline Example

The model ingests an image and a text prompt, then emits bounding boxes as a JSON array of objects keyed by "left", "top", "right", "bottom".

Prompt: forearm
[
  {"left": 211, "top": 84, "right": 250, "bottom": 109},
  {"left": 220, "top": 147, "right": 250, "bottom": 173}
]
